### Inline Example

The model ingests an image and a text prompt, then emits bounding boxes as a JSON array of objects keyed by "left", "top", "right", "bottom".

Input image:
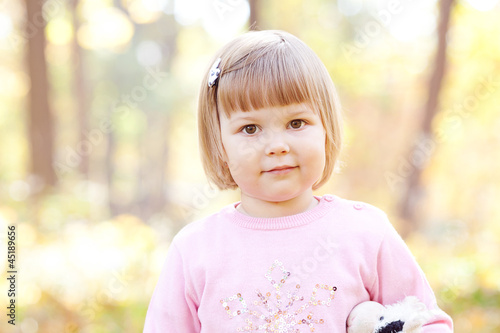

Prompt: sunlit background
[{"left": 1, "top": 0, "right": 500, "bottom": 332}]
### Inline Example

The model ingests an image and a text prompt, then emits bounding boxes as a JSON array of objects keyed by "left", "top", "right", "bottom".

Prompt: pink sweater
[{"left": 144, "top": 195, "right": 453, "bottom": 332}]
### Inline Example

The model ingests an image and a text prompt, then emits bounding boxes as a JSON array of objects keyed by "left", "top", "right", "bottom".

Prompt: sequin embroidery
[{"left": 220, "top": 260, "right": 337, "bottom": 332}]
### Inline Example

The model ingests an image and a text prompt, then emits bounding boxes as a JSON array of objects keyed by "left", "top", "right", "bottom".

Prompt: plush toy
[{"left": 347, "top": 296, "right": 438, "bottom": 333}]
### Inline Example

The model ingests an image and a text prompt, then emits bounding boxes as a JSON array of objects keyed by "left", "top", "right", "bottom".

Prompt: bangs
[{"left": 217, "top": 39, "right": 317, "bottom": 116}]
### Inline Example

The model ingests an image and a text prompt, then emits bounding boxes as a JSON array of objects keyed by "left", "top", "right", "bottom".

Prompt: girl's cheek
[{"left": 234, "top": 141, "right": 261, "bottom": 161}]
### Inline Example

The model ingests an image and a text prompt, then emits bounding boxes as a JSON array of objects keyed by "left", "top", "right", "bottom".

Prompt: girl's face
[{"left": 219, "top": 103, "right": 326, "bottom": 209}]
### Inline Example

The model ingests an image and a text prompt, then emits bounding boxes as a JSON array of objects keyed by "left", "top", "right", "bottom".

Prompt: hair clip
[{"left": 208, "top": 58, "right": 221, "bottom": 88}]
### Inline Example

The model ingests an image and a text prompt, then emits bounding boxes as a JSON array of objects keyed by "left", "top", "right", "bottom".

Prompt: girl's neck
[{"left": 237, "top": 190, "right": 319, "bottom": 218}]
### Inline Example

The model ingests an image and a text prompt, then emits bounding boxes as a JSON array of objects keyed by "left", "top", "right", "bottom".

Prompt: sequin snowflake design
[{"left": 220, "top": 260, "right": 337, "bottom": 332}]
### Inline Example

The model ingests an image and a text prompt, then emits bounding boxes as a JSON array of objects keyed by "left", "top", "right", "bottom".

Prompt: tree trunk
[
  {"left": 134, "top": 16, "right": 177, "bottom": 220},
  {"left": 249, "top": 0, "right": 260, "bottom": 30},
  {"left": 106, "top": 108, "right": 118, "bottom": 216},
  {"left": 71, "top": 0, "right": 90, "bottom": 177},
  {"left": 25, "top": 0, "right": 56, "bottom": 189},
  {"left": 398, "top": 0, "right": 455, "bottom": 235}
]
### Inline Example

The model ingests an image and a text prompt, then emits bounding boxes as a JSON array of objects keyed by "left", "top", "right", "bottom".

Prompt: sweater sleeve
[
  {"left": 369, "top": 218, "right": 453, "bottom": 332},
  {"left": 143, "top": 243, "right": 200, "bottom": 333}
]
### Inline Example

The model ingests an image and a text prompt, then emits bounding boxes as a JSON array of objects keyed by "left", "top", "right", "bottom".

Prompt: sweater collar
[{"left": 224, "top": 195, "right": 337, "bottom": 230}]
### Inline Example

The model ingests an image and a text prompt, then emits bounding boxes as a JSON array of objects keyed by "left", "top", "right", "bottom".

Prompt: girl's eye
[
  {"left": 289, "top": 119, "right": 305, "bottom": 129},
  {"left": 242, "top": 125, "right": 258, "bottom": 134}
]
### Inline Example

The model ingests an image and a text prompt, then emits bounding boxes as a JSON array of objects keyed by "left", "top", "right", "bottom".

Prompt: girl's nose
[{"left": 265, "top": 136, "right": 290, "bottom": 156}]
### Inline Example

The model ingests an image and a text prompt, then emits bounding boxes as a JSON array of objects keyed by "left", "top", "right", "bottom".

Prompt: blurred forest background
[{"left": 0, "top": 0, "right": 499, "bottom": 332}]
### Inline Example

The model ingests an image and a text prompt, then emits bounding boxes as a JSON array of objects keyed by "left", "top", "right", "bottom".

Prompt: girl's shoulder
[
  {"left": 328, "top": 195, "right": 394, "bottom": 233},
  {"left": 330, "top": 195, "right": 388, "bottom": 218},
  {"left": 169, "top": 204, "right": 234, "bottom": 247}
]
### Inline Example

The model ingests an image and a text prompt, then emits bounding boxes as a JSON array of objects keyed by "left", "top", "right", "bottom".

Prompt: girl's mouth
[{"left": 265, "top": 166, "right": 297, "bottom": 175}]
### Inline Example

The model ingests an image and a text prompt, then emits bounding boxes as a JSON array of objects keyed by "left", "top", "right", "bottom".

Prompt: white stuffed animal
[{"left": 347, "top": 296, "right": 437, "bottom": 333}]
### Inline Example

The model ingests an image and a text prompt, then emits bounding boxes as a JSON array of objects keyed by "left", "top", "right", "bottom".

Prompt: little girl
[{"left": 144, "top": 30, "right": 453, "bottom": 332}]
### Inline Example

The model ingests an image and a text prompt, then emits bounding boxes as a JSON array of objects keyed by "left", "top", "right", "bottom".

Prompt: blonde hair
[{"left": 198, "top": 30, "right": 343, "bottom": 190}]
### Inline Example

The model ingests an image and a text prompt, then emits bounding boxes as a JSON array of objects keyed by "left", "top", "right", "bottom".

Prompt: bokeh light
[
  {"left": 0, "top": 12, "right": 13, "bottom": 39},
  {"left": 127, "top": 0, "right": 165, "bottom": 24},
  {"left": 20, "top": 318, "right": 39, "bottom": 333},
  {"left": 77, "top": 7, "right": 134, "bottom": 51},
  {"left": 337, "top": 0, "right": 363, "bottom": 16},
  {"left": 0, "top": 67, "right": 30, "bottom": 98},
  {"left": 465, "top": 0, "right": 499, "bottom": 11},
  {"left": 173, "top": 0, "right": 203, "bottom": 26},
  {"left": 46, "top": 17, "right": 74, "bottom": 45},
  {"left": 385, "top": 0, "right": 437, "bottom": 42},
  {"left": 201, "top": 0, "right": 250, "bottom": 39},
  {"left": 136, "top": 40, "right": 163, "bottom": 66},
  {"left": 8, "top": 180, "right": 31, "bottom": 201}
]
